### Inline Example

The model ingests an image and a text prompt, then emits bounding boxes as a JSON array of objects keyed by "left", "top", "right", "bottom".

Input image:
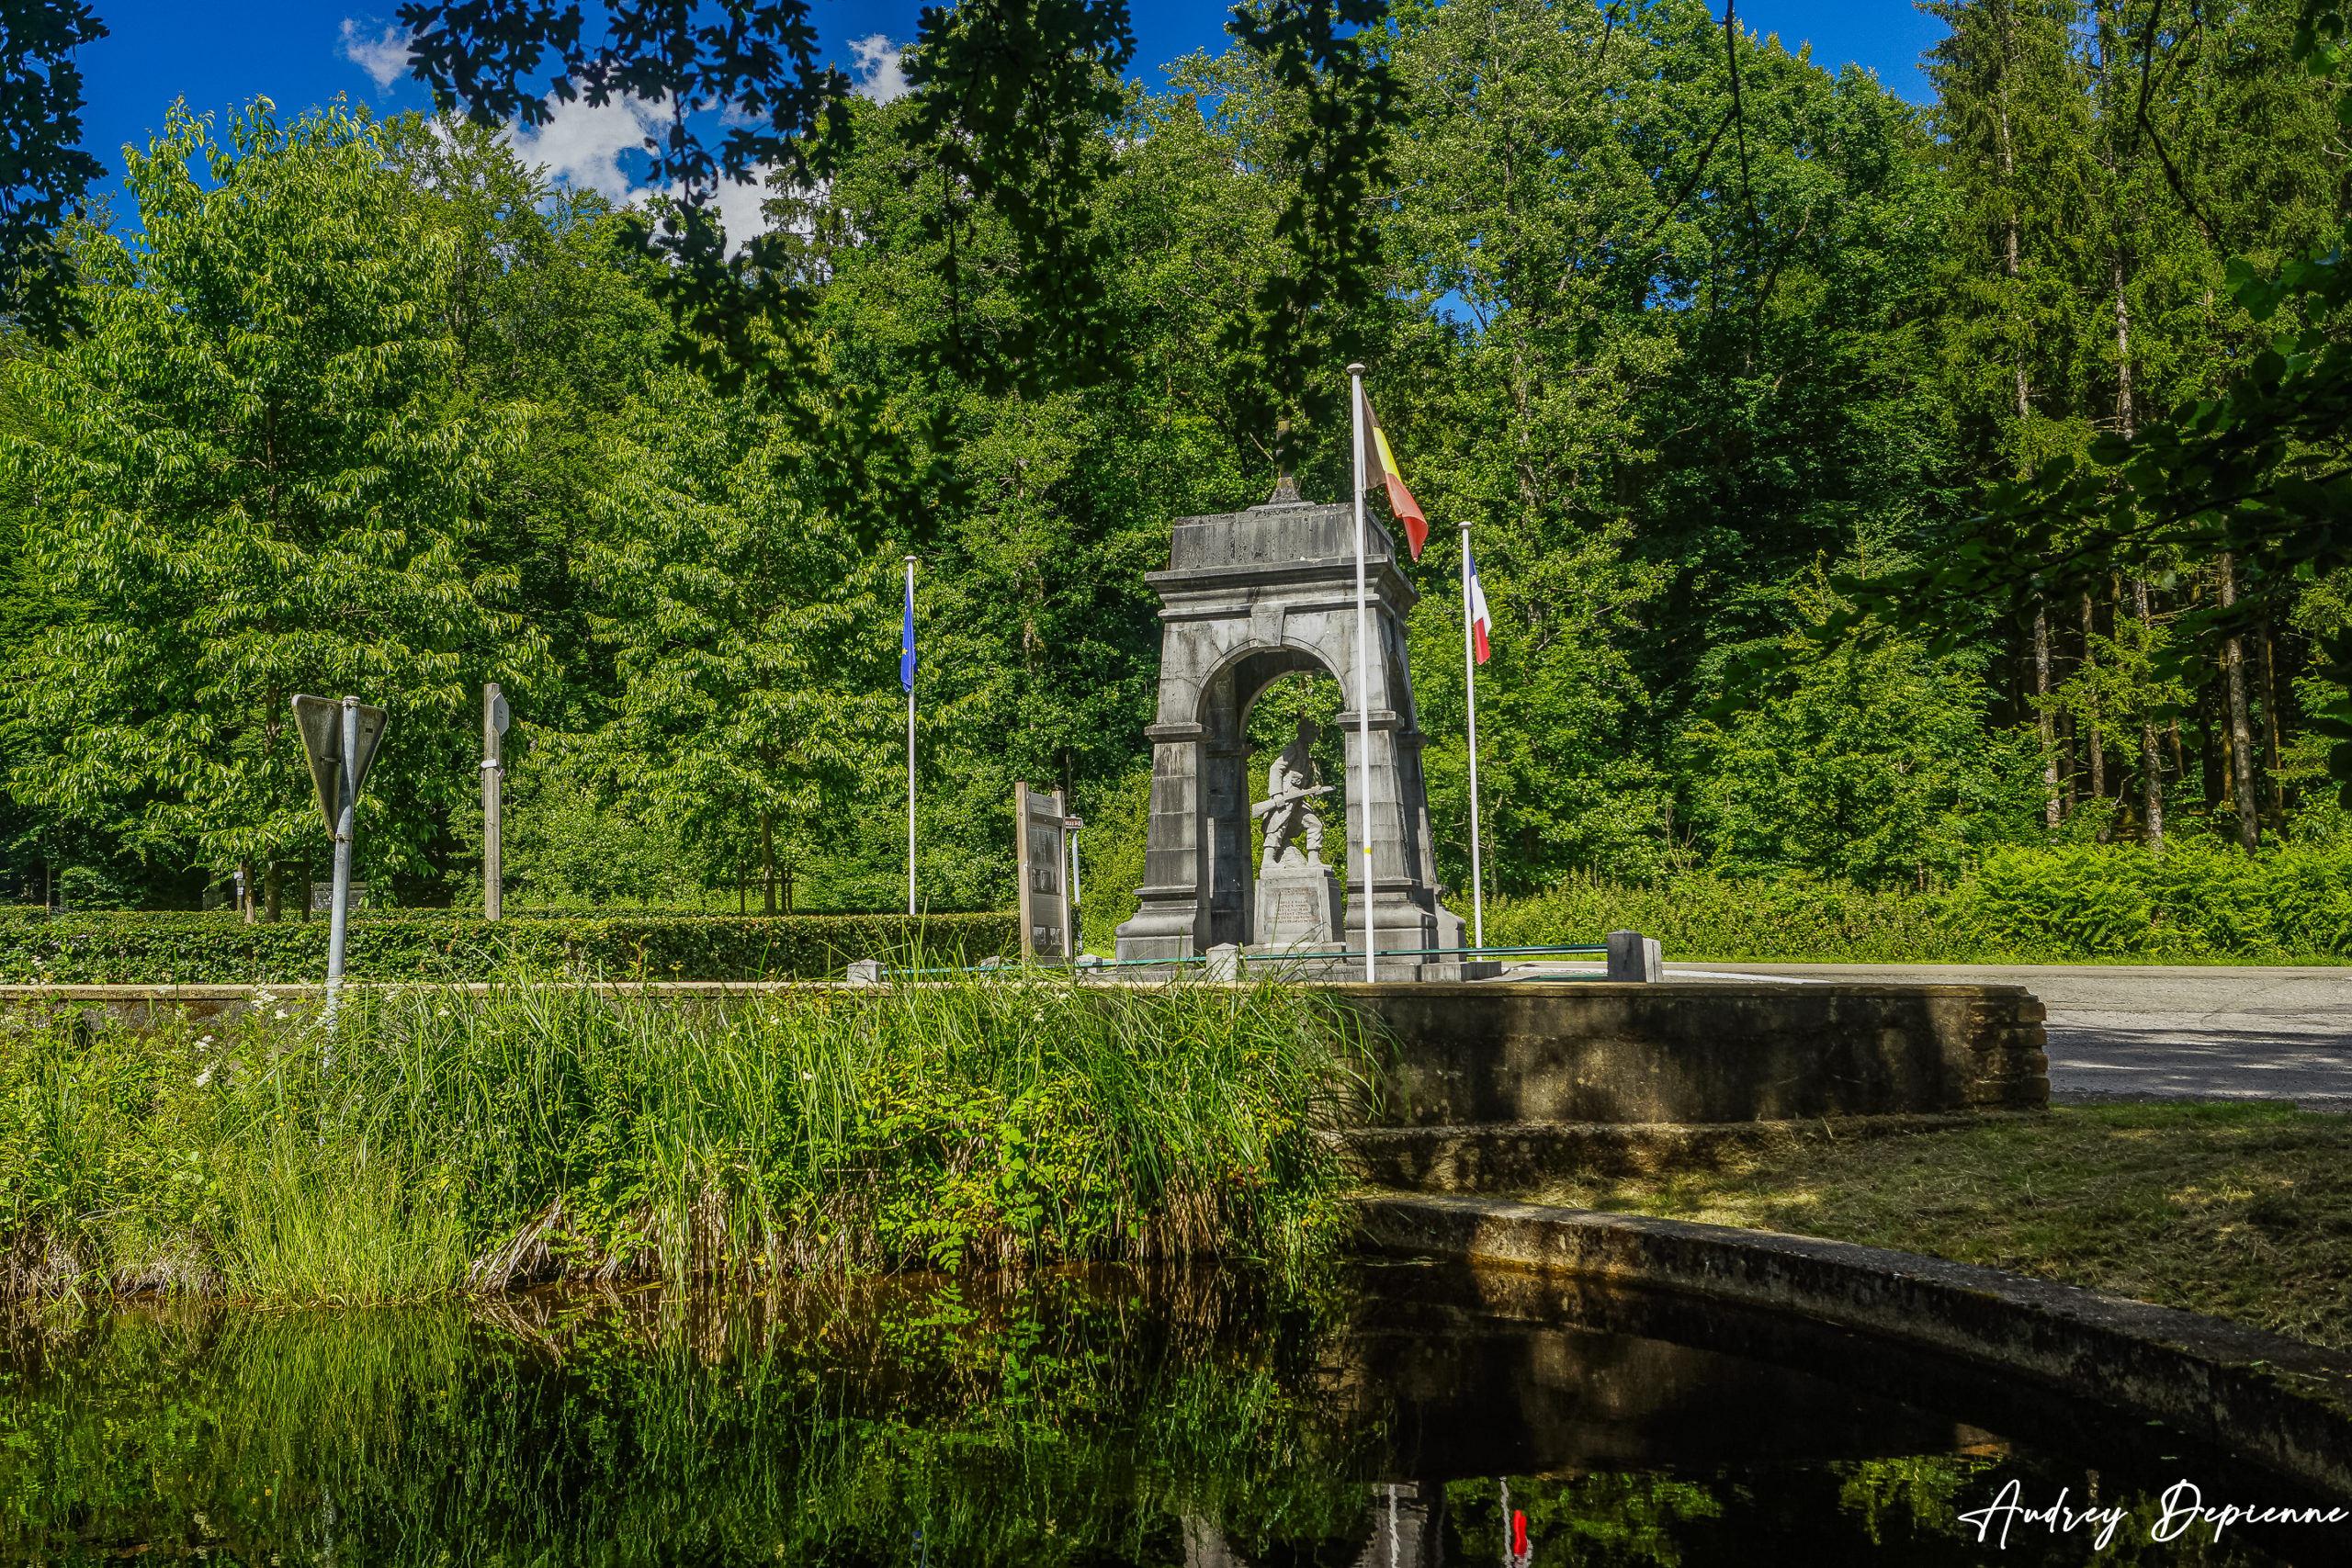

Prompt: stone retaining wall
[
  {"left": 1336, "top": 1111, "right": 2042, "bottom": 1191},
  {"left": 1355, "top": 1191, "right": 2352, "bottom": 1504},
  {"left": 1337, "top": 981, "right": 2049, "bottom": 1123}
]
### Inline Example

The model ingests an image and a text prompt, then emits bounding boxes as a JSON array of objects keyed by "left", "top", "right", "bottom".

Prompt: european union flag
[{"left": 900, "top": 570, "right": 917, "bottom": 694}]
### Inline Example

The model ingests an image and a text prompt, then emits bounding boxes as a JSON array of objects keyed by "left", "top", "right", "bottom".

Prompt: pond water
[{"left": 2, "top": 1260, "right": 2345, "bottom": 1566}]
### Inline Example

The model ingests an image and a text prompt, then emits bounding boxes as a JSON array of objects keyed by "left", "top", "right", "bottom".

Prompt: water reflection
[{"left": 0, "top": 1261, "right": 2339, "bottom": 1565}]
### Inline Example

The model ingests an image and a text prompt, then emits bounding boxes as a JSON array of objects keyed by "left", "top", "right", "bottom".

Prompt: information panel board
[{"left": 1015, "top": 784, "right": 1070, "bottom": 961}]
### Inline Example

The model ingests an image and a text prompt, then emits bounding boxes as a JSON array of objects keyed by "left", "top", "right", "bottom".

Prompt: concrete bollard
[
  {"left": 845, "top": 958, "right": 884, "bottom": 986},
  {"left": 1605, "top": 930, "right": 1663, "bottom": 983},
  {"left": 1204, "top": 942, "right": 1243, "bottom": 982}
]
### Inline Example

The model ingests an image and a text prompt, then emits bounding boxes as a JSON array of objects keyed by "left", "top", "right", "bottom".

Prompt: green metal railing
[{"left": 878, "top": 942, "right": 1610, "bottom": 977}]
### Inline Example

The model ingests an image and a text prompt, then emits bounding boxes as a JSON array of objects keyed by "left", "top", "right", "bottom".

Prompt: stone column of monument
[{"left": 1114, "top": 487, "right": 1484, "bottom": 979}]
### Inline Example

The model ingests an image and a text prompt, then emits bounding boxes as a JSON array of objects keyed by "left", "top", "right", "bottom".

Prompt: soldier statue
[{"left": 1251, "top": 716, "right": 1333, "bottom": 873}]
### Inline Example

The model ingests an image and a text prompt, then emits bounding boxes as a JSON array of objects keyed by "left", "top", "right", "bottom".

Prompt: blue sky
[{"left": 79, "top": 0, "right": 1944, "bottom": 220}]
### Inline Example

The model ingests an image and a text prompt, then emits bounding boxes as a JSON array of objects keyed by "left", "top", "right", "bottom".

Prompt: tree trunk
[
  {"left": 762, "top": 812, "right": 776, "bottom": 916},
  {"left": 2061, "top": 708, "right": 2079, "bottom": 814},
  {"left": 264, "top": 862, "right": 281, "bottom": 923},
  {"left": 2113, "top": 249, "right": 2136, "bottom": 436},
  {"left": 2082, "top": 592, "right": 2105, "bottom": 831},
  {"left": 2197, "top": 681, "right": 2222, "bottom": 811},
  {"left": 2035, "top": 604, "right": 2059, "bottom": 829},
  {"left": 240, "top": 858, "right": 255, "bottom": 925},
  {"left": 2261, "top": 613, "right": 2285, "bottom": 829},
  {"left": 2133, "top": 579, "right": 2165, "bottom": 852},
  {"left": 1998, "top": 10, "right": 2030, "bottom": 431},
  {"left": 2113, "top": 259, "right": 2165, "bottom": 852},
  {"left": 2217, "top": 555, "right": 2260, "bottom": 853}
]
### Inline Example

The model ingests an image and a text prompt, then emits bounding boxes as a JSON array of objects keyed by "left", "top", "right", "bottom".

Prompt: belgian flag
[{"left": 1358, "top": 388, "right": 1429, "bottom": 560}]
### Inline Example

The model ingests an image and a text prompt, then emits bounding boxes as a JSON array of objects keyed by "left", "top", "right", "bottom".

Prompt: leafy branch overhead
[
  {"left": 0, "top": 0, "right": 109, "bottom": 343},
  {"left": 393, "top": 0, "right": 1397, "bottom": 420}
]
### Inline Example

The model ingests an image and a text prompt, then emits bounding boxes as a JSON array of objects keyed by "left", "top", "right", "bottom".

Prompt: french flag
[{"left": 1465, "top": 539, "right": 1493, "bottom": 664}]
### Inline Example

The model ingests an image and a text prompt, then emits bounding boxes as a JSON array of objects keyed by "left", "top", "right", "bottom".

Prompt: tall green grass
[
  {"left": 0, "top": 973, "right": 1367, "bottom": 1303},
  {"left": 1485, "top": 840, "right": 2352, "bottom": 963}
]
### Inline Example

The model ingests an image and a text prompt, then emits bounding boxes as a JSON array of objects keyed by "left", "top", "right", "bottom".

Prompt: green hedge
[
  {"left": 1484, "top": 875, "right": 1973, "bottom": 963},
  {"left": 1485, "top": 840, "right": 2352, "bottom": 964},
  {"left": 0, "top": 910, "right": 1018, "bottom": 984},
  {"left": 1949, "top": 842, "right": 2352, "bottom": 960}
]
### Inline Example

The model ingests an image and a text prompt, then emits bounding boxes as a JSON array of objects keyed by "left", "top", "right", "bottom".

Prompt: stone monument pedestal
[
  {"left": 1245, "top": 859, "right": 1345, "bottom": 979},
  {"left": 1253, "top": 859, "right": 1342, "bottom": 951}
]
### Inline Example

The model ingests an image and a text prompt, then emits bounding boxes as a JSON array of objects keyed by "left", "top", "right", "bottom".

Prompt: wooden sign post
[{"left": 1014, "top": 784, "right": 1071, "bottom": 962}]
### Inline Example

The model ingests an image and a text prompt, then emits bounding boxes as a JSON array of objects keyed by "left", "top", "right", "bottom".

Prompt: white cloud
[
  {"left": 849, "top": 35, "right": 910, "bottom": 104},
  {"left": 337, "top": 18, "right": 411, "bottom": 92},
  {"left": 509, "top": 93, "right": 669, "bottom": 202},
  {"left": 501, "top": 90, "right": 783, "bottom": 254},
  {"left": 704, "top": 173, "right": 778, "bottom": 253}
]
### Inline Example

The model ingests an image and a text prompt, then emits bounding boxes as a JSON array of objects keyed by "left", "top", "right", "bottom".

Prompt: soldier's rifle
[{"left": 1250, "top": 784, "right": 1333, "bottom": 819}]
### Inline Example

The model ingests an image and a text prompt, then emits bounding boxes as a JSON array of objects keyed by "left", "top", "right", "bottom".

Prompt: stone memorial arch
[{"left": 1114, "top": 491, "right": 1473, "bottom": 977}]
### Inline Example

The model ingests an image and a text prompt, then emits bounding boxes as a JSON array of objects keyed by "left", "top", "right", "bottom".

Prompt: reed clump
[{"left": 0, "top": 973, "right": 1367, "bottom": 1303}]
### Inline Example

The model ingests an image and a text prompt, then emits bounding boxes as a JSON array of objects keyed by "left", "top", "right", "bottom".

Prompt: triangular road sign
[
  {"left": 291, "top": 694, "right": 391, "bottom": 835},
  {"left": 349, "top": 702, "right": 389, "bottom": 797},
  {"left": 292, "top": 695, "right": 342, "bottom": 831}
]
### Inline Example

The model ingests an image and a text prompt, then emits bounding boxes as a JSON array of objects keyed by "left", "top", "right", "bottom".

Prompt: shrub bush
[
  {"left": 1482, "top": 874, "right": 1969, "bottom": 963},
  {"left": 1951, "top": 841, "right": 2352, "bottom": 960},
  {"left": 0, "top": 909, "right": 1018, "bottom": 984},
  {"left": 1485, "top": 841, "right": 2352, "bottom": 963}
]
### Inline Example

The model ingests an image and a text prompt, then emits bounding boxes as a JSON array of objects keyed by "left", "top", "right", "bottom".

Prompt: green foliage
[
  {"left": 578, "top": 365, "right": 903, "bottom": 893},
  {"left": 0, "top": 974, "right": 1363, "bottom": 1301},
  {"left": 1486, "top": 874, "right": 1973, "bottom": 963},
  {"left": 1952, "top": 840, "right": 2352, "bottom": 958},
  {"left": 15, "top": 6, "right": 2352, "bottom": 925},
  {"left": 1684, "top": 584, "right": 2042, "bottom": 886},
  {"left": 1076, "top": 763, "right": 1151, "bottom": 953},
  {"left": 1487, "top": 840, "right": 2352, "bottom": 961},
  {"left": 1834, "top": 0, "right": 2352, "bottom": 694},
  {"left": 0, "top": 910, "right": 1016, "bottom": 984},
  {"left": 0, "top": 101, "right": 546, "bottom": 891}
]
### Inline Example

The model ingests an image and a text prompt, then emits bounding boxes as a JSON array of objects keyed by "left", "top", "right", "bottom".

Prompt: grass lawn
[{"left": 1508, "top": 1102, "right": 2352, "bottom": 1348}]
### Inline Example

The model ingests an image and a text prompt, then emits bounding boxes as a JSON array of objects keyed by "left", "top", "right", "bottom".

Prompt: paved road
[{"left": 1503, "top": 962, "right": 2352, "bottom": 1109}]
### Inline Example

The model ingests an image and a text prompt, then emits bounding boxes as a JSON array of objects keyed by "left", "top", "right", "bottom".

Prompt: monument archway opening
[{"left": 1242, "top": 666, "right": 1346, "bottom": 878}]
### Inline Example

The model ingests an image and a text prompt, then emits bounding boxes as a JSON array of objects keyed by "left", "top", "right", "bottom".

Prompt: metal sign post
[
  {"left": 482, "top": 684, "right": 509, "bottom": 920},
  {"left": 292, "top": 694, "right": 389, "bottom": 1028},
  {"left": 1063, "top": 814, "right": 1084, "bottom": 954}
]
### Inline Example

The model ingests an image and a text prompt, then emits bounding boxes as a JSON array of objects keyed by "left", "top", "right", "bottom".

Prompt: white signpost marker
[
  {"left": 481, "top": 683, "right": 510, "bottom": 921},
  {"left": 292, "top": 694, "right": 390, "bottom": 1028}
]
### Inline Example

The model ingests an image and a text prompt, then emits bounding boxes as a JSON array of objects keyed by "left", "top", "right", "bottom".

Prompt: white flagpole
[
  {"left": 905, "top": 554, "right": 918, "bottom": 918},
  {"left": 1349, "top": 363, "right": 1375, "bottom": 984},
  {"left": 1460, "top": 520, "right": 1485, "bottom": 953}
]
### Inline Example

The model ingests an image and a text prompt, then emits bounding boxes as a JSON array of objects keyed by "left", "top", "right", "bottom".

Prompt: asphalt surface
[{"left": 1502, "top": 962, "right": 2352, "bottom": 1110}]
